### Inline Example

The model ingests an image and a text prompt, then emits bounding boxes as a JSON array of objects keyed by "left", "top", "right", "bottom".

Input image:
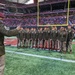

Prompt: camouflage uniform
[
  {"left": 38, "top": 28, "right": 43, "bottom": 48},
  {"left": 58, "top": 27, "right": 67, "bottom": 53},
  {"left": 26, "top": 29, "right": 31, "bottom": 48},
  {"left": 66, "top": 26, "right": 74, "bottom": 53},
  {"left": 51, "top": 27, "right": 58, "bottom": 50},
  {"left": 42, "top": 28, "right": 47, "bottom": 49},
  {"left": 35, "top": 29, "right": 38, "bottom": 48},
  {"left": 43, "top": 28, "right": 50, "bottom": 49},
  {"left": 17, "top": 29, "right": 25, "bottom": 48},
  {"left": 48, "top": 29, "right": 51, "bottom": 50},
  {"left": 31, "top": 28, "right": 36, "bottom": 48}
]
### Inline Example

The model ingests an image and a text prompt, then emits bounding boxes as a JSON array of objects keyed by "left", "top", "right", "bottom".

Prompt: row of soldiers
[{"left": 17, "top": 25, "right": 74, "bottom": 53}]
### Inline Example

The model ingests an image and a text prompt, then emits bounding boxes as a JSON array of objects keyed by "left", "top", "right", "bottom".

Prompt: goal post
[{"left": 37, "top": 0, "right": 71, "bottom": 27}]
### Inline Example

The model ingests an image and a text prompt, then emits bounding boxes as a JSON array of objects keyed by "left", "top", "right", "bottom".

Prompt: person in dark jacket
[
  {"left": 30, "top": 28, "right": 34, "bottom": 48},
  {"left": 66, "top": 25, "right": 74, "bottom": 53},
  {"left": 51, "top": 26, "right": 58, "bottom": 50},
  {"left": 17, "top": 29, "right": 25, "bottom": 48},
  {"left": 38, "top": 28, "right": 43, "bottom": 48},
  {"left": 42, "top": 27, "right": 47, "bottom": 49},
  {"left": 26, "top": 28, "right": 31, "bottom": 48},
  {"left": 58, "top": 27, "right": 67, "bottom": 53},
  {"left": 0, "top": 12, "right": 22, "bottom": 75}
]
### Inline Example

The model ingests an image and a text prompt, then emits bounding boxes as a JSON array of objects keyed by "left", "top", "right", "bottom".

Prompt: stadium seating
[{"left": 2, "top": 14, "right": 75, "bottom": 27}]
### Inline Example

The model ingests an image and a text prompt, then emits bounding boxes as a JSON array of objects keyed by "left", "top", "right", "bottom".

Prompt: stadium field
[
  {"left": 5, "top": 38, "right": 75, "bottom": 75},
  {"left": 5, "top": 44, "right": 75, "bottom": 60},
  {"left": 5, "top": 52, "right": 75, "bottom": 75}
]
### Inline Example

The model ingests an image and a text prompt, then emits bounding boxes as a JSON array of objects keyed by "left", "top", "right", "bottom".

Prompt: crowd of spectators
[
  {"left": 39, "top": 15, "right": 67, "bottom": 25},
  {"left": 69, "top": 15, "right": 75, "bottom": 24},
  {"left": 2, "top": 14, "right": 75, "bottom": 27},
  {"left": 3, "top": 16, "right": 37, "bottom": 27}
]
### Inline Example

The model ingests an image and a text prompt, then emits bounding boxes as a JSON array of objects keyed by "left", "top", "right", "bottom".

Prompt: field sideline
[
  {"left": 4, "top": 37, "right": 75, "bottom": 75},
  {"left": 5, "top": 53, "right": 75, "bottom": 75},
  {"left": 5, "top": 44, "right": 75, "bottom": 60},
  {"left": 6, "top": 50, "right": 75, "bottom": 63}
]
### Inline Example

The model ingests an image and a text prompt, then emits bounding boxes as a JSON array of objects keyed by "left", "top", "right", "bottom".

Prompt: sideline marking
[{"left": 6, "top": 50, "right": 75, "bottom": 63}]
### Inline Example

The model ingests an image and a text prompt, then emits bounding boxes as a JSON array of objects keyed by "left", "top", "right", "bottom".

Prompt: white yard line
[{"left": 6, "top": 50, "right": 75, "bottom": 63}]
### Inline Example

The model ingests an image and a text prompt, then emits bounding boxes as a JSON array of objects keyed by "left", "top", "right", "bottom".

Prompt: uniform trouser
[
  {"left": 35, "top": 39, "right": 38, "bottom": 48},
  {"left": 25, "top": 39, "right": 30, "bottom": 47},
  {"left": 38, "top": 39, "right": 43, "bottom": 48},
  {"left": 0, "top": 55, "right": 5, "bottom": 75},
  {"left": 32, "top": 40, "right": 36, "bottom": 48},
  {"left": 48, "top": 39, "right": 52, "bottom": 49},
  {"left": 44, "top": 40, "right": 48, "bottom": 48},
  {"left": 17, "top": 38, "right": 20, "bottom": 47},
  {"left": 67, "top": 40, "right": 72, "bottom": 52},
  {"left": 17, "top": 39, "right": 24, "bottom": 47},
  {"left": 59, "top": 41, "right": 66, "bottom": 52},
  {"left": 52, "top": 40, "right": 58, "bottom": 50},
  {"left": 42, "top": 39, "right": 45, "bottom": 48},
  {"left": 30, "top": 39, "right": 36, "bottom": 48}
]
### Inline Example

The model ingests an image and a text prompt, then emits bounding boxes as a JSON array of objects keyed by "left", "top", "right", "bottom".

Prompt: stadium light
[{"left": 25, "top": 0, "right": 34, "bottom": 4}]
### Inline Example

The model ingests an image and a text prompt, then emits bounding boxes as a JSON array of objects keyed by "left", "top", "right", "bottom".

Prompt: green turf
[
  {"left": 5, "top": 44, "right": 75, "bottom": 60},
  {"left": 5, "top": 36, "right": 16, "bottom": 38},
  {"left": 5, "top": 53, "right": 75, "bottom": 75}
]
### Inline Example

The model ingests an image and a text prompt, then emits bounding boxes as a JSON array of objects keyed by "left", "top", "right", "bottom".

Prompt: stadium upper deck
[
  {"left": 0, "top": 0, "right": 75, "bottom": 15},
  {"left": 0, "top": 0, "right": 75, "bottom": 27}
]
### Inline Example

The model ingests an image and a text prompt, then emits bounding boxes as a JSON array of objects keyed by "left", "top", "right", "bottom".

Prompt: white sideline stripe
[{"left": 6, "top": 50, "right": 75, "bottom": 63}]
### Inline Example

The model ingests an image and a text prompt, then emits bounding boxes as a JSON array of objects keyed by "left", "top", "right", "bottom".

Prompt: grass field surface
[
  {"left": 5, "top": 37, "right": 75, "bottom": 75},
  {"left": 5, "top": 44, "right": 75, "bottom": 60},
  {"left": 5, "top": 53, "right": 75, "bottom": 75}
]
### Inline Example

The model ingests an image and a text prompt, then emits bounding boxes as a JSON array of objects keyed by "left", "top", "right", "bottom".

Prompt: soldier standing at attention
[
  {"left": 44, "top": 27, "right": 50, "bottom": 49},
  {"left": 22, "top": 28, "right": 27, "bottom": 48},
  {"left": 26, "top": 28, "right": 31, "bottom": 48},
  {"left": 47, "top": 28, "right": 51, "bottom": 51},
  {"left": 17, "top": 28, "right": 25, "bottom": 48},
  {"left": 66, "top": 25, "right": 74, "bottom": 53},
  {"left": 23, "top": 28, "right": 27, "bottom": 48},
  {"left": 31, "top": 28, "right": 36, "bottom": 48},
  {"left": 58, "top": 27, "right": 67, "bottom": 53},
  {"left": 51, "top": 26, "right": 58, "bottom": 50},
  {"left": 42, "top": 27, "right": 47, "bottom": 49},
  {"left": 35, "top": 28, "right": 38, "bottom": 48},
  {"left": 38, "top": 28, "right": 43, "bottom": 48},
  {"left": 30, "top": 28, "right": 34, "bottom": 48}
]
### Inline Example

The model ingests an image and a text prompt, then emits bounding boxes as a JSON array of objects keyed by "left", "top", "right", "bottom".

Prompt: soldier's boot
[{"left": 70, "top": 50, "right": 72, "bottom": 54}]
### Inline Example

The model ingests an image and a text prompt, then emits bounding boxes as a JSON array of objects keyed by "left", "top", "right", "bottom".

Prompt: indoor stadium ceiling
[
  {"left": 6, "top": 0, "right": 30, "bottom": 4},
  {"left": 6, "top": 0, "right": 44, "bottom": 4}
]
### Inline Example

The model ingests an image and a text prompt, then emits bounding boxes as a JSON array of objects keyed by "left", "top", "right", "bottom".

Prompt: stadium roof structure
[
  {"left": 6, "top": 0, "right": 44, "bottom": 4},
  {"left": 6, "top": 0, "right": 34, "bottom": 4}
]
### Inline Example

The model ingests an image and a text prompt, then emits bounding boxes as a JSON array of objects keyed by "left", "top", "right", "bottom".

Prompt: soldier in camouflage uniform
[
  {"left": 31, "top": 28, "right": 36, "bottom": 48},
  {"left": 58, "top": 27, "right": 67, "bottom": 53},
  {"left": 35, "top": 29, "right": 38, "bottom": 48},
  {"left": 66, "top": 25, "right": 74, "bottom": 53},
  {"left": 30, "top": 28, "right": 34, "bottom": 48},
  {"left": 47, "top": 28, "right": 51, "bottom": 51},
  {"left": 38, "top": 28, "right": 43, "bottom": 48},
  {"left": 42, "top": 27, "right": 47, "bottom": 49},
  {"left": 26, "top": 28, "right": 31, "bottom": 48},
  {"left": 17, "top": 29, "right": 25, "bottom": 48},
  {"left": 23, "top": 28, "right": 27, "bottom": 48},
  {"left": 51, "top": 26, "right": 58, "bottom": 50},
  {"left": 43, "top": 27, "right": 50, "bottom": 49}
]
